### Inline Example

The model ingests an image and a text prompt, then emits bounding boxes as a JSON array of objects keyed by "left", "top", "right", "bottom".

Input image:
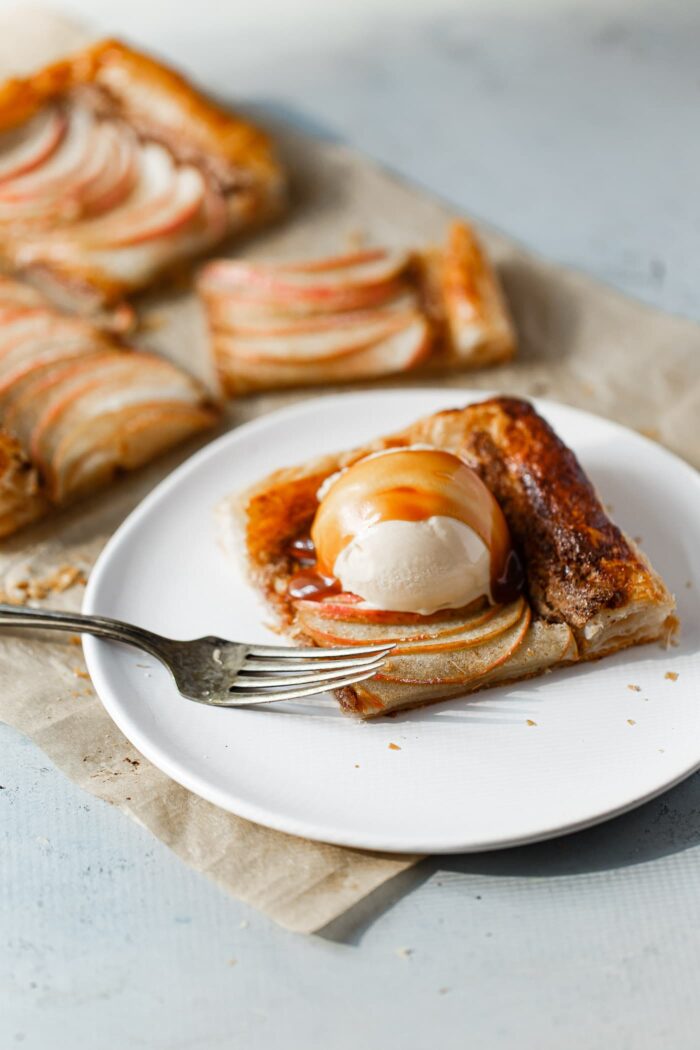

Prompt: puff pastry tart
[
  {"left": 0, "top": 39, "right": 284, "bottom": 316},
  {"left": 0, "top": 276, "right": 217, "bottom": 537},
  {"left": 219, "top": 397, "right": 676, "bottom": 717},
  {"left": 199, "top": 221, "right": 515, "bottom": 394}
]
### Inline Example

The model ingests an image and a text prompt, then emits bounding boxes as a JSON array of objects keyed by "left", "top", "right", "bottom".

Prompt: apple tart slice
[
  {"left": 0, "top": 39, "right": 284, "bottom": 316},
  {"left": 219, "top": 397, "right": 675, "bottom": 717},
  {"left": 0, "top": 277, "right": 217, "bottom": 537},
  {"left": 199, "top": 222, "right": 515, "bottom": 394}
]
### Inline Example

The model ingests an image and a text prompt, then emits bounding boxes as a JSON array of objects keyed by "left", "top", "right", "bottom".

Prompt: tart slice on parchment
[
  {"left": 0, "top": 276, "right": 218, "bottom": 538},
  {"left": 199, "top": 221, "right": 515, "bottom": 394},
  {"left": 218, "top": 397, "right": 676, "bottom": 718},
  {"left": 0, "top": 38, "right": 284, "bottom": 319}
]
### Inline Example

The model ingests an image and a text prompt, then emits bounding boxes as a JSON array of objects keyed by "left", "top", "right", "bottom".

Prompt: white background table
[{"left": 2, "top": 1, "right": 699, "bottom": 1046}]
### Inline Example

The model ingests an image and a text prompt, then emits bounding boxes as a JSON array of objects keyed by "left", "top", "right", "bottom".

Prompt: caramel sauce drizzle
[{"left": 288, "top": 449, "right": 525, "bottom": 606}]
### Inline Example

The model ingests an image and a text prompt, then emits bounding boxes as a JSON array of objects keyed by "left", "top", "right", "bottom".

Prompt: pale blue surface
[{"left": 2, "top": 1, "right": 700, "bottom": 1047}]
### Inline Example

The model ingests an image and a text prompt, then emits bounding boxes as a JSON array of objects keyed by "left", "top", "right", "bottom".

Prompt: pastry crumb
[
  {"left": 438, "top": 987, "right": 451, "bottom": 995},
  {"left": 627, "top": 719, "right": 636, "bottom": 726},
  {"left": 627, "top": 684, "right": 641, "bottom": 692},
  {"left": 388, "top": 742, "right": 401, "bottom": 750},
  {"left": 526, "top": 719, "right": 537, "bottom": 726},
  {"left": 686, "top": 580, "right": 693, "bottom": 589},
  {"left": 395, "top": 947, "right": 413, "bottom": 959},
  {"left": 665, "top": 671, "right": 679, "bottom": 681},
  {"left": 633, "top": 535, "right": 643, "bottom": 544},
  {"left": 228, "top": 958, "right": 237, "bottom": 967},
  {"left": 72, "top": 667, "right": 90, "bottom": 680},
  {"left": 354, "top": 763, "right": 360, "bottom": 768}
]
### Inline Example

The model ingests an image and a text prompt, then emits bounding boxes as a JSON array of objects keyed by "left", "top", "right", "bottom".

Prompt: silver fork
[{"left": 0, "top": 604, "right": 393, "bottom": 707}]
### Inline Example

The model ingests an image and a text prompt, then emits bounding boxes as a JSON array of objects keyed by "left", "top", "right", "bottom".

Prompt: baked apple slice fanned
[
  {"left": 199, "top": 222, "right": 516, "bottom": 394},
  {"left": 0, "top": 39, "right": 284, "bottom": 317},
  {"left": 0, "top": 278, "right": 217, "bottom": 537},
  {"left": 219, "top": 398, "right": 676, "bottom": 717}
]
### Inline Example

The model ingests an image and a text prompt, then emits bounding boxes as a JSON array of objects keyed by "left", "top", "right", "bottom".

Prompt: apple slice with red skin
[
  {"left": 24, "top": 164, "right": 227, "bottom": 290},
  {"left": 298, "top": 599, "right": 523, "bottom": 652},
  {"left": 27, "top": 353, "right": 197, "bottom": 470},
  {"left": 295, "top": 592, "right": 481, "bottom": 624},
  {"left": 0, "top": 106, "right": 96, "bottom": 214},
  {"left": 0, "top": 107, "right": 67, "bottom": 183},
  {"left": 207, "top": 277, "right": 408, "bottom": 317},
  {"left": 2, "top": 351, "right": 122, "bottom": 448},
  {"left": 349, "top": 618, "right": 574, "bottom": 715},
  {"left": 296, "top": 596, "right": 497, "bottom": 641},
  {"left": 41, "top": 143, "right": 205, "bottom": 248},
  {"left": 215, "top": 315, "right": 431, "bottom": 391},
  {"left": 78, "top": 120, "right": 139, "bottom": 217},
  {"left": 51, "top": 399, "right": 216, "bottom": 504},
  {"left": 374, "top": 603, "right": 532, "bottom": 684},
  {"left": 0, "top": 330, "right": 108, "bottom": 399},
  {"left": 221, "top": 310, "right": 423, "bottom": 364},
  {"left": 204, "top": 291, "right": 418, "bottom": 336},
  {"left": 199, "top": 251, "right": 410, "bottom": 315},
  {"left": 201, "top": 249, "right": 409, "bottom": 292}
]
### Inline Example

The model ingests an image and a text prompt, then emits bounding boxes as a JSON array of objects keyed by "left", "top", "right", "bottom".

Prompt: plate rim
[{"left": 83, "top": 388, "right": 700, "bottom": 853}]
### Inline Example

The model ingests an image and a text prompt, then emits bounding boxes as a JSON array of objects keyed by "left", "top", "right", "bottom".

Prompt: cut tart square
[
  {"left": 219, "top": 397, "right": 676, "bottom": 718},
  {"left": 0, "top": 276, "right": 218, "bottom": 537},
  {"left": 199, "top": 220, "right": 515, "bottom": 394},
  {"left": 0, "top": 39, "right": 284, "bottom": 317}
]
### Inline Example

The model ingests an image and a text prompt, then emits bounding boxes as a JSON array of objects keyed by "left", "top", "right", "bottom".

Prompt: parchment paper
[{"left": 0, "top": 9, "right": 698, "bottom": 935}]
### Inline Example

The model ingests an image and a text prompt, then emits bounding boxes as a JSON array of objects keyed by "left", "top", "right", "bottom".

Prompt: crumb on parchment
[
  {"left": 665, "top": 671, "right": 679, "bottom": 681},
  {"left": 627, "top": 684, "right": 641, "bottom": 692},
  {"left": 627, "top": 719, "right": 636, "bottom": 726},
  {"left": 388, "top": 742, "right": 401, "bottom": 751},
  {"left": 526, "top": 719, "right": 537, "bottom": 726}
]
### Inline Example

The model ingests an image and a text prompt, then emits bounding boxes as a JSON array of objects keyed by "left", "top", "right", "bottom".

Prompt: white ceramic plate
[{"left": 84, "top": 389, "right": 700, "bottom": 854}]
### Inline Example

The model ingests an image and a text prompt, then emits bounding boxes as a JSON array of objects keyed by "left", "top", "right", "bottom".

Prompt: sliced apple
[
  {"left": 347, "top": 618, "right": 575, "bottom": 716},
  {"left": 295, "top": 592, "right": 467, "bottom": 624},
  {"left": 77, "top": 119, "right": 139, "bottom": 217},
  {"left": 0, "top": 330, "right": 106, "bottom": 399},
  {"left": 0, "top": 106, "right": 95, "bottom": 215},
  {"left": 34, "top": 356, "right": 204, "bottom": 473},
  {"left": 221, "top": 310, "right": 422, "bottom": 364},
  {"left": 215, "top": 315, "right": 431, "bottom": 392},
  {"left": 2, "top": 350, "right": 120, "bottom": 449},
  {"left": 201, "top": 249, "right": 409, "bottom": 293},
  {"left": 375, "top": 604, "right": 531, "bottom": 684},
  {"left": 0, "top": 107, "right": 67, "bottom": 183},
  {"left": 199, "top": 251, "right": 410, "bottom": 316},
  {"left": 204, "top": 291, "right": 419, "bottom": 335},
  {"left": 70, "top": 157, "right": 206, "bottom": 248},
  {"left": 298, "top": 599, "right": 523, "bottom": 652},
  {"left": 51, "top": 399, "right": 216, "bottom": 503}
]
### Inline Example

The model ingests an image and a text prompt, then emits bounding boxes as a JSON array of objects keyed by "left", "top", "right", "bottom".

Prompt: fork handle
[{"left": 0, "top": 603, "right": 168, "bottom": 660}]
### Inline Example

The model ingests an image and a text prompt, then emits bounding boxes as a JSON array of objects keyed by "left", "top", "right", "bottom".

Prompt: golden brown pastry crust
[
  {"left": 0, "top": 39, "right": 285, "bottom": 308},
  {"left": 0, "top": 39, "right": 282, "bottom": 194},
  {"left": 431, "top": 222, "right": 516, "bottom": 366},
  {"left": 221, "top": 397, "right": 676, "bottom": 715},
  {"left": 0, "top": 430, "right": 48, "bottom": 538}
]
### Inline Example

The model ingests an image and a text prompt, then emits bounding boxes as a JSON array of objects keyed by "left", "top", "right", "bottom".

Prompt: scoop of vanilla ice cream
[{"left": 333, "top": 515, "right": 491, "bottom": 614}]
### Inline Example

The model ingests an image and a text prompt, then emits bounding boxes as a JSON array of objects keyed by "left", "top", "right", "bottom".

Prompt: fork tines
[{"left": 228, "top": 642, "right": 394, "bottom": 705}]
